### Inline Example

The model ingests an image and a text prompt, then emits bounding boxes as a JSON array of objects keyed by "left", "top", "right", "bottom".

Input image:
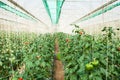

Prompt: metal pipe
[
  {"left": 7, "top": 0, "right": 49, "bottom": 27},
  {"left": 72, "top": 0, "right": 118, "bottom": 24}
]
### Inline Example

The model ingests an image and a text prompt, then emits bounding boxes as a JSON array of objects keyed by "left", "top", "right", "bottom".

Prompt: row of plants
[
  {"left": 0, "top": 26, "right": 120, "bottom": 80},
  {"left": 59, "top": 26, "right": 120, "bottom": 80},
  {"left": 0, "top": 32, "right": 55, "bottom": 80}
]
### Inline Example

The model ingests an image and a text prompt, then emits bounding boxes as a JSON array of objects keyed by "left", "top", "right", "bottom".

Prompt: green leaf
[
  {"left": 94, "top": 76, "right": 103, "bottom": 80},
  {"left": 56, "top": 53, "right": 62, "bottom": 60},
  {"left": 12, "top": 77, "right": 18, "bottom": 80},
  {"left": 70, "top": 74, "right": 77, "bottom": 80}
]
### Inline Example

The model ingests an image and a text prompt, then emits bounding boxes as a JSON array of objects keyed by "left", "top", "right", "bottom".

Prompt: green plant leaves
[{"left": 0, "top": 26, "right": 120, "bottom": 79}]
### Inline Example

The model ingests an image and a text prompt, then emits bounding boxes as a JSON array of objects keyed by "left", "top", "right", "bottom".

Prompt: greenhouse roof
[
  {"left": 42, "top": 0, "right": 64, "bottom": 24},
  {"left": 0, "top": 0, "right": 120, "bottom": 30}
]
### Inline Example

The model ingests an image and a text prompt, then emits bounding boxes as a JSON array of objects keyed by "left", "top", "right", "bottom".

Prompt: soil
[{"left": 54, "top": 38, "right": 64, "bottom": 80}]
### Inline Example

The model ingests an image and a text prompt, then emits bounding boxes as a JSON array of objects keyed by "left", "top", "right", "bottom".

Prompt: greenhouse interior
[{"left": 0, "top": 0, "right": 120, "bottom": 80}]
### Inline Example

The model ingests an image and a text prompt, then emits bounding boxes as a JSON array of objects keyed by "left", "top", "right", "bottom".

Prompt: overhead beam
[
  {"left": 72, "top": 0, "right": 118, "bottom": 24},
  {"left": 7, "top": 0, "right": 49, "bottom": 27}
]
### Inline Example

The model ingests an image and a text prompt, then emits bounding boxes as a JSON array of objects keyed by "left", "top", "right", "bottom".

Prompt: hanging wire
[
  {"left": 101, "top": 0, "right": 108, "bottom": 80},
  {"left": 6, "top": 2, "right": 13, "bottom": 79},
  {"left": 90, "top": 0, "right": 92, "bottom": 35},
  {"left": 0, "top": 11, "right": 1, "bottom": 31},
  {"left": 111, "top": 2, "right": 114, "bottom": 80},
  {"left": 13, "top": 4, "right": 21, "bottom": 78},
  {"left": 101, "top": 0, "right": 107, "bottom": 80}
]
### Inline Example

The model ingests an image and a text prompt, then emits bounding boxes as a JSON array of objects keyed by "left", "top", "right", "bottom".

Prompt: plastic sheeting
[
  {"left": 80, "top": 1, "right": 120, "bottom": 22},
  {"left": 42, "top": 0, "right": 64, "bottom": 24},
  {"left": 0, "top": 0, "right": 120, "bottom": 34},
  {"left": 0, "top": 1, "right": 35, "bottom": 21}
]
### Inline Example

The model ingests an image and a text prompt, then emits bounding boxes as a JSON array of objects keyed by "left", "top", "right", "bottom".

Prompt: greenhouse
[{"left": 0, "top": 0, "right": 120, "bottom": 80}]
